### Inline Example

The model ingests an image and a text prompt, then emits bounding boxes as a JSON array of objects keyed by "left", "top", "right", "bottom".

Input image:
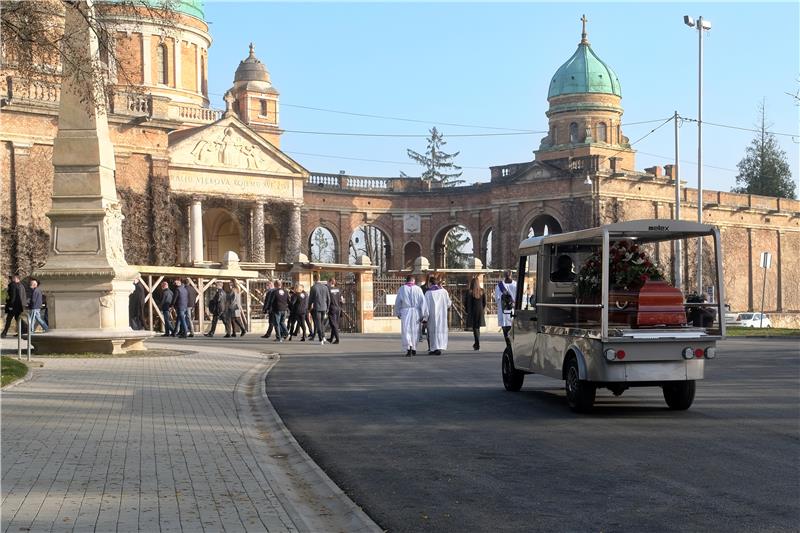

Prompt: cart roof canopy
[{"left": 519, "top": 219, "right": 718, "bottom": 254}]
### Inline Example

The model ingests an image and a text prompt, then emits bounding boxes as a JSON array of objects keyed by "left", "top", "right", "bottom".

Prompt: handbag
[{"left": 233, "top": 308, "right": 241, "bottom": 318}]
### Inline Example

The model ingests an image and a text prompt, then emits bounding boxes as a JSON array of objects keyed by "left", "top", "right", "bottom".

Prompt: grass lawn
[
  {"left": 726, "top": 327, "right": 800, "bottom": 337},
  {"left": 1, "top": 356, "right": 28, "bottom": 387}
]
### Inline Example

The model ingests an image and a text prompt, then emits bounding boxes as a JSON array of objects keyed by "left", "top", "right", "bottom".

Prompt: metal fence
[{"left": 372, "top": 274, "right": 502, "bottom": 329}]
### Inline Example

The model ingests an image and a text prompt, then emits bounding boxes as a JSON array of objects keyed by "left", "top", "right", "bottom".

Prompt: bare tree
[{"left": 1, "top": 0, "right": 179, "bottom": 109}]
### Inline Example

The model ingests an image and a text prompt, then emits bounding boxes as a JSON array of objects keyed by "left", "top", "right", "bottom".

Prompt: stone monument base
[{"left": 30, "top": 329, "right": 154, "bottom": 355}]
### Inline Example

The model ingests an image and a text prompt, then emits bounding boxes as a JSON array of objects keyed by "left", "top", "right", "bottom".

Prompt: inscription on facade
[{"left": 170, "top": 172, "right": 296, "bottom": 198}]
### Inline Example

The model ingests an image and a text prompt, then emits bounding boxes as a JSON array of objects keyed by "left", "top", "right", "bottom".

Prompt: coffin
[{"left": 636, "top": 280, "right": 686, "bottom": 327}]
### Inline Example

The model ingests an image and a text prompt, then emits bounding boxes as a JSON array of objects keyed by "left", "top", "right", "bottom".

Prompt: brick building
[{"left": 1, "top": 4, "right": 798, "bottom": 319}]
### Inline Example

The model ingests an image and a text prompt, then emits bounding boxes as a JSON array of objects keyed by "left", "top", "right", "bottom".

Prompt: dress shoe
[
  {"left": 261, "top": 334, "right": 270, "bottom": 338},
  {"left": 224, "top": 334, "right": 231, "bottom": 338},
  {"left": 188, "top": 333, "right": 194, "bottom": 338},
  {"left": 405, "top": 349, "right": 412, "bottom": 357},
  {"left": 411, "top": 350, "right": 417, "bottom": 356},
  {"left": 204, "top": 333, "right": 213, "bottom": 337},
  {"left": 239, "top": 332, "right": 245, "bottom": 337},
  {"left": 332, "top": 339, "right": 339, "bottom": 344}
]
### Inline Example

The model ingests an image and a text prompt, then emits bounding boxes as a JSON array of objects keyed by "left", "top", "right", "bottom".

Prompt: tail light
[
  {"left": 705, "top": 347, "right": 716, "bottom": 359},
  {"left": 604, "top": 349, "right": 627, "bottom": 361},
  {"left": 682, "top": 347, "right": 695, "bottom": 359},
  {"left": 695, "top": 348, "right": 704, "bottom": 359},
  {"left": 616, "top": 350, "right": 626, "bottom": 360}
]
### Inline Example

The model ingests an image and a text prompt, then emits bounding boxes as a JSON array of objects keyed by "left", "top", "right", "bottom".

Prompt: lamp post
[{"left": 684, "top": 15, "right": 711, "bottom": 296}]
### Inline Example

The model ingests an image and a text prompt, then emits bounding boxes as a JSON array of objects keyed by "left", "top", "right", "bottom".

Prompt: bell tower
[{"left": 228, "top": 43, "right": 282, "bottom": 147}]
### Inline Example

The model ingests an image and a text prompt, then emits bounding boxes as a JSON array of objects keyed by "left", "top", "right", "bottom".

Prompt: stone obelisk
[{"left": 34, "top": 0, "right": 151, "bottom": 354}]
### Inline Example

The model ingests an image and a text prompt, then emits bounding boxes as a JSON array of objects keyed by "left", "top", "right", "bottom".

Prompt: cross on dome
[{"left": 580, "top": 14, "right": 589, "bottom": 44}]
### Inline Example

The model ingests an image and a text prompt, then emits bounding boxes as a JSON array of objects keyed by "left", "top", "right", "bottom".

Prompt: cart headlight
[
  {"left": 705, "top": 347, "right": 716, "bottom": 359},
  {"left": 604, "top": 349, "right": 616, "bottom": 361},
  {"left": 682, "top": 347, "right": 695, "bottom": 360}
]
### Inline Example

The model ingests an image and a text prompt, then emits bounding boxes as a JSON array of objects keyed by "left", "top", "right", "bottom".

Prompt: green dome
[
  {"left": 548, "top": 41, "right": 621, "bottom": 98},
  {"left": 175, "top": 0, "right": 203, "bottom": 20}
]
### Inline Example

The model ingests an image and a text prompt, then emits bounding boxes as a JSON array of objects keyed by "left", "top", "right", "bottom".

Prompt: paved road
[
  {"left": 266, "top": 333, "right": 800, "bottom": 533},
  {"left": 1, "top": 342, "right": 378, "bottom": 533}
]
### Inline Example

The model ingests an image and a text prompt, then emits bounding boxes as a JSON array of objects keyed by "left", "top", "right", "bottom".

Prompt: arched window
[
  {"left": 569, "top": 122, "right": 578, "bottom": 143},
  {"left": 156, "top": 43, "right": 169, "bottom": 85},
  {"left": 598, "top": 122, "right": 607, "bottom": 142}
]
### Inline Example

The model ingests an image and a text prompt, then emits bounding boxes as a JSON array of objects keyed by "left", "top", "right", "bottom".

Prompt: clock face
[{"left": 404, "top": 214, "right": 421, "bottom": 233}]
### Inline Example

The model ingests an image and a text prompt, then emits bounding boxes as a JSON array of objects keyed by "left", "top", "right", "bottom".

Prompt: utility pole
[{"left": 674, "top": 111, "right": 682, "bottom": 290}]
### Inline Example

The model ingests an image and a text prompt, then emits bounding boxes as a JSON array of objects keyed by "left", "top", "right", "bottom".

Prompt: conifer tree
[
  {"left": 406, "top": 127, "right": 465, "bottom": 187},
  {"left": 405, "top": 128, "right": 472, "bottom": 267},
  {"left": 732, "top": 103, "right": 796, "bottom": 199}
]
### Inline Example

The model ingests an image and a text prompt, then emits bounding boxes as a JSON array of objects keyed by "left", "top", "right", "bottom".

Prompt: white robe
[
  {"left": 424, "top": 287, "right": 452, "bottom": 351},
  {"left": 495, "top": 281, "right": 517, "bottom": 328},
  {"left": 396, "top": 283, "right": 427, "bottom": 350}
]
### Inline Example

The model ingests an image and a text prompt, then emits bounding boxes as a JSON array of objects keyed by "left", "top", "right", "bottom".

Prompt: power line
[
  {"left": 681, "top": 117, "right": 796, "bottom": 138},
  {"left": 636, "top": 151, "right": 737, "bottom": 173},
  {"left": 284, "top": 150, "right": 488, "bottom": 170},
  {"left": 281, "top": 129, "right": 547, "bottom": 138}
]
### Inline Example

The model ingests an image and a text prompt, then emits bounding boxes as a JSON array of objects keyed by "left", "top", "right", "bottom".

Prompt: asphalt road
[{"left": 262, "top": 333, "right": 799, "bottom": 533}]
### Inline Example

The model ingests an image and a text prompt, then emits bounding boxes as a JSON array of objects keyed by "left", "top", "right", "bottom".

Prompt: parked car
[{"left": 732, "top": 313, "right": 772, "bottom": 328}]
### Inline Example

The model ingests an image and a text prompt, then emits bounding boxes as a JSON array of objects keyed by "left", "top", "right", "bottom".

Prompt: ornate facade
[{"left": 1, "top": 5, "right": 798, "bottom": 319}]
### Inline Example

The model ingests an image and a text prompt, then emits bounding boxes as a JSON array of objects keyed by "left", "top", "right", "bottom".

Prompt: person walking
[
  {"left": 128, "top": 278, "right": 146, "bottom": 330},
  {"left": 260, "top": 280, "right": 277, "bottom": 339},
  {"left": 326, "top": 278, "right": 343, "bottom": 344},
  {"left": 495, "top": 270, "right": 517, "bottom": 346},
  {"left": 270, "top": 280, "right": 290, "bottom": 342},
  {"left": 174, "top": 278, "right": 190, "bottom": 338},
  {"left": 396, "top": 275, "right": 427, "bottom": 356},
  {"left": 464, "top": 275, "right": 486, "bottom": 350},
  {"left": 288, "top": 284, "right": 309, "bottom": 341},
  {"left": 2, "top": 274, "right": 27, "bottom": 337},
  {"left": 308, "top": 273, "right": 330, "bottom": 345},
  {"left": 159, "top": 281, "right": 175, "bottom": 336},
  {"left": 184, "top": 278, "right": 197, "bottom": 337},
  {"left": 228, "top": 281, "right": 247, "bottom": 337},
  {"left": 423, "top": 275, "right": 451, "bottom": 355},
  {"left": 205, "top": 281, "right": 229, "bottom": 337},
  {"left": 27, "top": 279, "right": 48, "bottom": 333}
]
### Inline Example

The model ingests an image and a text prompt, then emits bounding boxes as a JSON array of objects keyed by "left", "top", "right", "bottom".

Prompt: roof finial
[
  {"left": 248, "top": 42, "right": 255, "bottom": 57},
  {"left": 580, "top": 14, "right": 589, "bottom": 44}
]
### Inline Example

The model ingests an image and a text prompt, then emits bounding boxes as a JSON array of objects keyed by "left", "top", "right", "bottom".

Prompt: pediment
[{"left": 168, "top": 116, "right": 307, "bottom": 177}]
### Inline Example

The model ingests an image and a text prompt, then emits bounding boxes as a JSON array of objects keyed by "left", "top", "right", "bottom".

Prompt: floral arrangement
[{"left": 577, "top": 240, "right": 665, "bottom": 298}]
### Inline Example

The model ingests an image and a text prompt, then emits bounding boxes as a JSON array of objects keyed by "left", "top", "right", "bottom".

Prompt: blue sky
[{"left": 204, "top": 2, "right": 799, "bottom": 194}]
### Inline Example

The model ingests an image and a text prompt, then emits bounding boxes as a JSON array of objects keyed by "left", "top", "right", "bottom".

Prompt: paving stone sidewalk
[{"left": 1, "top": 341, "right": 378, "bottom": 533}]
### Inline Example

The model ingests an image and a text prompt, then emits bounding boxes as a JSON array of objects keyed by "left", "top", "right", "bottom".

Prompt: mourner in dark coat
[
  {"left": 128, "top": 278, "right": 147, "bottom": 330},
  {"left": 2, "top": 274, "right": 27, "bottom": 337},
  {"left": 464, "top": 275, "right": 486, "bottom": 351}
]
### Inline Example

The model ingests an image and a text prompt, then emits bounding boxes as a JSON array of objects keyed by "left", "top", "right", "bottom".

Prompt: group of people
[
  {"left": 395, "top": 271, "right": 517, "bottom": 357},
  {"left": 2, "top": 274, "right": 48, "bottom": 337},
  {"left": 137, "top": 274, "right": 348, "bottom": 343},
  {"left": 260, "top": 273, "right": 344, "bottom": 345}
]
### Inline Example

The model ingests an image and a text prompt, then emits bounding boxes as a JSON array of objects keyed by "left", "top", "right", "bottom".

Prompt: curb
[{"left": 246, "top": 354, "right": 383, "bottom": 533}]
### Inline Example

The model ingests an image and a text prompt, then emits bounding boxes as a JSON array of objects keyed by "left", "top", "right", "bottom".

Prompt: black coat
[
  {"left": 128, "top": 282, "right": 146, "bottom": 329},
  {"left": 5, "top": 281, "right": 24, "bottom": 314},
  {"left": 464, "top": 291, "right": 486, "bottom": 329}
]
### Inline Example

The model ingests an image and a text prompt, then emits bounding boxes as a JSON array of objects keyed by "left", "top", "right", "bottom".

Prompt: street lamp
[{"left": 684, "top": 14, "right": 712, "bottom": 296}]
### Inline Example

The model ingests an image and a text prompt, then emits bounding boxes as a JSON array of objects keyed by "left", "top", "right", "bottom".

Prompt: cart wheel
[
  {"left": 502, "top": 349, "right": 524, "bottom": 392},
  {"left": 662, "top": 381, "right": 696, "bottom": 410},
  {"left": 564, "top": 356, "right": 595, "bottom": 412}
]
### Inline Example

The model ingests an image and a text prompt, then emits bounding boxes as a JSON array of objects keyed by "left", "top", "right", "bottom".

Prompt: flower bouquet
[{"left": 577, "top": 241, "right": 669, "bottom": 326}]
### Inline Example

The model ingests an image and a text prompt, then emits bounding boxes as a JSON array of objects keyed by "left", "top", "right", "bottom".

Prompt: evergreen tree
[
  {"left": 405, "top": 128, "right": 474, "bottom": 267},
  {"left": 732, "top": 103, "right": 796, "bottom": 199},
  {"left": 406, "top": 127, "right": 465, "bottom": 187}
]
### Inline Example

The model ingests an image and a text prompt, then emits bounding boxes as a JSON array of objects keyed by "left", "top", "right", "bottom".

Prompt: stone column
[
  {"left": 285, "top": 202, "right": 302, "bottom": 263},
  {"left": 252, "top": 200, "right": 265, "bottom": 263},
  {"left": 190, "top": 196, "right": 204, "bottom": 264},
  {"left": 173, "top": 38, "right": 181, "bottom": 89},
  {"left": 142, "top": 34, "right": 152, "bottom": 85}
]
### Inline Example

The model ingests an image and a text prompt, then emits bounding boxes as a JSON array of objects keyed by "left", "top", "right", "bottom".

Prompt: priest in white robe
[
  {"left": 423, "top": 275, "right": 452, "bottom": 355},
  {"left": 495, "top": 270, "right": 517, "bottom": 345},
  {"left": 396, "top": 275, "right": 428, "bottom": 356}
]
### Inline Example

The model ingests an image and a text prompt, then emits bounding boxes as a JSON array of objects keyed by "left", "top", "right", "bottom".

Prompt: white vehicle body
[
  {"left": 731, "top": 313, "right": 772, "bottom": 328},
  {"left": 501, "top": 220, "right": 725, "bottom": 412}
]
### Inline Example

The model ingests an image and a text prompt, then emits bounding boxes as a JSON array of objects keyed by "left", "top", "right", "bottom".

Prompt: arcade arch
[
  {"left": 308, "top": 226, "right": 337, "bottom": 263},
  {"left": 349, "top": 224, "right": 391, "bottom": 273},
  {"left": 203, "top": 208, "right": 242, "bottom": 261},
  {"left": 525, "top": 214, "right": 563, "bottom": 240},
  {"left": 433, "top": 224, "right": 474, "bottom": 269}
]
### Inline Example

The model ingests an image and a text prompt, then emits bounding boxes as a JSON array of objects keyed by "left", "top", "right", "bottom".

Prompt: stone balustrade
[
  {"left": 3, "top": 76, "right": 61, "bottom": 105},
  {"left": 308, "top": 173, "right": 441, "bottom": 192},
  {"left": 171, "top": 103, "right": 222, "bottom": 124}
]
